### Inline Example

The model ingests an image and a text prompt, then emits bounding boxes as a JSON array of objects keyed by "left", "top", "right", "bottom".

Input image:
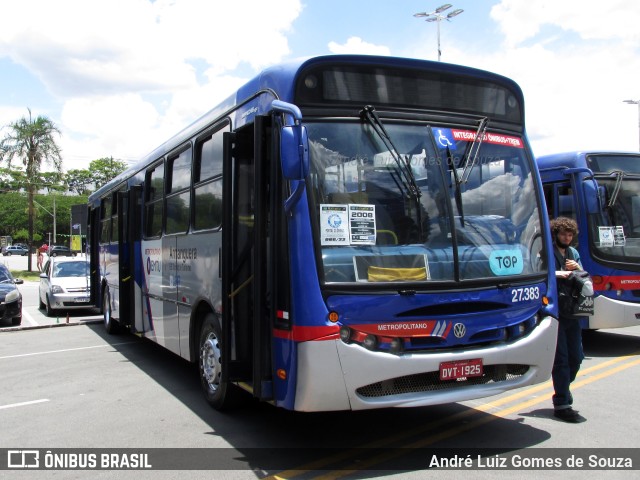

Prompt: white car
[{"left": 39, "top": 257, "right": 91, "bottom": 317}]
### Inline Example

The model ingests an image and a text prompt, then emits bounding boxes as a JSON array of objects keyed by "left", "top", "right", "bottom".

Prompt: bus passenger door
[
  {"left": 222, "top": 115, "right": 274, "bottom": 400},
  {"left": 117, "top": 187, "right": 141, "bottom": 330},
  {"left": 88, "top": 206, "right": 101, "bottom": 308}
]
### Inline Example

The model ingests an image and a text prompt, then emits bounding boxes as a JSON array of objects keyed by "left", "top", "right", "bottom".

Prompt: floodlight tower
[{"left": 414, "top": 4, "right": 464, "bottom": 62}]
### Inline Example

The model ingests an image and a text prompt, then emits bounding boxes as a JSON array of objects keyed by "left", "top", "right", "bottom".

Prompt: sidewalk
[{"left": 1, "top": 317, "right": 102, "bottom": 332}]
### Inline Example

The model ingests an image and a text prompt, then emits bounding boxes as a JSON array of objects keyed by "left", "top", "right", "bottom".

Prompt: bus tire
[
  {"left": 103, "top": 287, "right": 119, "bottom": 334},
  {"left": 199, "top": 313, "right": 237, "bottom": 410}
]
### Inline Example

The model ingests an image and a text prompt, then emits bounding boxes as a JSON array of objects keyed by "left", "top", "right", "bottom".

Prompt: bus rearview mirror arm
[
  {"left": 271, "top": 100, "right": 310, "bottom": 213},
  {"left": 564, "top": 167, "right": 602, "bottom": 214}
]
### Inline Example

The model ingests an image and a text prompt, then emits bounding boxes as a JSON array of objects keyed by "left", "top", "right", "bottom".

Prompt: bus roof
[{"left": 90, "top": 54, "right": 526, "bottom": 204}]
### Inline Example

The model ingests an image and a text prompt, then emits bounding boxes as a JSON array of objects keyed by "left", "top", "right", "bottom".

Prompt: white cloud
[
  {"left": 449, "top": 42, "right": 639, "bottom": 154},
  {"left": 328, "top": 37, "right": 391, "bottom": 56},
  {"left": 0, "top": 0, "right": 302, "bottom": 97},
  {"left": 0, "top": 0, "right": 303, "bottom": 171},
  {"left": 436, "top": 0, "right": 640, "bottom": 155},
  {"left": 59, "top": 94, "right": 160, "bottom": 167},
  {"left": 491, "top": 0, "right": 640, "bottom": 48}
]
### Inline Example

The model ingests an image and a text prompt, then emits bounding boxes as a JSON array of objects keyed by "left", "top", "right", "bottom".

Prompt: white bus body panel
[
  {"left": 589, "top": 295, "right": 640, "bottom": 329},
  {"left": 294, "top": 316, "right": 557, "bottom": 412}
]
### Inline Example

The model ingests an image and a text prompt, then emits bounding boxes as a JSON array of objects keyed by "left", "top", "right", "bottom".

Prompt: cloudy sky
[{"left": 1, "top": 0, "right": 638, "bottom": 172}]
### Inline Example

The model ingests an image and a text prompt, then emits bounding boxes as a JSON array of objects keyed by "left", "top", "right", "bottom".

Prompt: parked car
[
  {"left": 39, "top": 257, "right": 90, "bottom": 317},
  {"left": 0, "top": 264, "right": 23, "bottom": 326},
  {"left": 48, "top": 245, "right": 76, "bottom": 257},
  {"left": 2, "top": 245, "right": 29, "bottom": 256}
]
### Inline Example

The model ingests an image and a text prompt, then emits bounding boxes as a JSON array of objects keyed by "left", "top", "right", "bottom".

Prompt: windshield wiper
[
  {"left": 360, "top": 105, "right": 421, "bottom": 200},
  {"left": 460, "top": 117, "right": 489, "bottom": 184},
  {"left": 606, "top": 170, "right": 625, "bottom": 207},
  {"left": 446, "top": 145, "right": 465, "bottom": 227}
]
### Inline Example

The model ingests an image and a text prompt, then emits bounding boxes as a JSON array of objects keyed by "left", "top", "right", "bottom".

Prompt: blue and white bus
[
  {"left": 88, "top": 55, "right": 557, "bottom": 412},
  {"left": 537, "top": 150, "right": 640, "bottom": 330}
]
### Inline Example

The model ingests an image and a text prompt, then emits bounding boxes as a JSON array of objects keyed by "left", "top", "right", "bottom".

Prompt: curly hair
[{"left": 550, "top": 217, "right": 578, "bottom": 236}]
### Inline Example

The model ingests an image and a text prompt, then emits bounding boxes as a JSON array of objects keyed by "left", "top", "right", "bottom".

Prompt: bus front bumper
[
  {"left": 588, "top": 295, "right": 640, "bottom": 329},
  {"left": 293, "top": 315, "right": 558, "bottom": 412}
]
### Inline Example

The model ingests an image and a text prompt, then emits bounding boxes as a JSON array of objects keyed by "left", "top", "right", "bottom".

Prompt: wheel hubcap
[
  {"left": 201, "top": 333, "right": 222, "bottom": 392},
  {"left": 103, "top": 294, "right": 110, "bottom": 326}
]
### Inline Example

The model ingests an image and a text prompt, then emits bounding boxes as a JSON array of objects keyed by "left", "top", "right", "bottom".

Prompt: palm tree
[{"left": 0, "top": 109, "right": 62, "bottom": 271}]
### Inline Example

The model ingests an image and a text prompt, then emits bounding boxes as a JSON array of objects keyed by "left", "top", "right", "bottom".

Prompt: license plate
[
  {"left": 439, "top": 358, "right": 483, "bottom": 381},
  {"left": 74, "top": 297, "right": 90, "bottom": 303}
]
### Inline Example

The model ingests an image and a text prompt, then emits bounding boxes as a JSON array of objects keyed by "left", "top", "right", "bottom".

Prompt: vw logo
[{"left": 453, "top": 323, "right": 466, "bottom": 338}]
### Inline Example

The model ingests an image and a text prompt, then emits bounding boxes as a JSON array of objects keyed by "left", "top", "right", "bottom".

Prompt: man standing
[{"left": 550, "top": 217, "right": 586, "bottom": 423}]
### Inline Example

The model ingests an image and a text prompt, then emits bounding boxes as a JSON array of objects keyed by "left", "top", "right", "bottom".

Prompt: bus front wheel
[
  {"left": 103, "top": 287, "right": 119, "bottom": 334},
  {"left": 198, "top": 313, "right": 237, "bottom": 410}
]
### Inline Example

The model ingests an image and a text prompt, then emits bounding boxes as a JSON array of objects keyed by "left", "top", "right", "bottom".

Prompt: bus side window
[
  {"left": 558, "top": 191, "right": 576, "bottom": 219},
  {"left": 166, "top": 146, "right": 192, "bottom": 235},
  {"left": 100, "top": 198, "right": 111, "bottom": 244},
  {"left": 144, "top": 161, "right": 165, "bottom": 238},
  {"left": 193, "top": 123, "right": 228, "bottom": 231},
  {"left": 111, "top": 192, "right": 119, "bottom": 243}
]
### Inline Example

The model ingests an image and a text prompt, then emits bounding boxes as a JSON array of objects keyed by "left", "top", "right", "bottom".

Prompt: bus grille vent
[{"left": 356, "top": 364, "right": 529, "bottom": 398}]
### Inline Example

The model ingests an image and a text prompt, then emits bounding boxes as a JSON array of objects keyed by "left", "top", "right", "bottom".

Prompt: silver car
[
  {"left": 39, "top": 257, "right": 91, "bottom": 317},
  {"left": 2, "top": 245, "right": 29, "bottom": 256}
]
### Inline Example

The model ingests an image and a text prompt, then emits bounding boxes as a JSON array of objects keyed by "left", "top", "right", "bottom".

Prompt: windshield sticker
[
  {"left": 448, "top": 129, "right": 524, "bottom": 149},
  {"left": 434, "top": 128, "right": 456, "bottom": 150},
  {"left": 489, "top": 249, "right": 524, "bottom": 276},
  {"left": 320, "top": 204, "right": 377, "bottom": 246},
  {"left": 349, "top": 204, "right": 376, "bottom": 245},
  {"left": 320, "top": 205, "right": 349, "bottom": 246},
  {"left": 599, "top": 226, "right": 626, "bottom": 247}
]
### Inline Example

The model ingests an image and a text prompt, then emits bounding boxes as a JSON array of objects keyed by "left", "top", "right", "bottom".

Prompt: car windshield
[
  {"left": 52, "top": 262, "right": 88, "bottom": 278},
  {"left": 306, "top": 120, "right": 546, "bottom": 284},
  {"left": 0, "top": 267, "right": 13, "bottom": 283}
]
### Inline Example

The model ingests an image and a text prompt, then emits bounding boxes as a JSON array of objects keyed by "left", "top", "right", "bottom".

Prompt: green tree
[
  {"left": 40, "top": 171, "right": 66, "bottom": 193},
  {"left": 66, "top": 168, "right": 95, "bottom": 195},
  {"left": 0, "top": 167, "right": 27, "bottom": 192},
  {"left": 0, "top": 193, "right": 29, "bottom": 235},
  {"left": 90, "top": 157, "right": 128, "bottom": 189},
  {"left": 0, "top": 109, "right": 62, "bottom": 271}
]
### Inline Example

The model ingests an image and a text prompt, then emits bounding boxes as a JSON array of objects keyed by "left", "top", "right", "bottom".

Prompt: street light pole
[
  {"left": 33, "top": 196, "right": 56, "bottom": 244},
  {"left": 623, "top": 99, "right": 640, "bottom": 152},
  {"left": 414, "top": 3, "right": 464, "bottom": 62}
]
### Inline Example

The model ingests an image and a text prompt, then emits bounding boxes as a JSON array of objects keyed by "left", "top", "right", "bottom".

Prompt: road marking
[
  {"left": 0, "top": 342, "right": 136, "bottom": 360},
  {"left": 267, "top": 352, "right": 640, "bottom": 480},
  {"left": 20, "top": 309, "right": 38, "bottom": 327},
  {"left": 0, "top": 399, "right": 50, "bottom": 410}
]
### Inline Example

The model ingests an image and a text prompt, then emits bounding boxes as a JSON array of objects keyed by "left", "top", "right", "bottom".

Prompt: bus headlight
[
  {"left": 389, "top": 337, "right": 403, "bottom": 354},
  {"left": 363, "top": 334, "right": 378, "bottom": 351},
  {"left": 339, "top": 326, "right": 351, "bottom": 343}
]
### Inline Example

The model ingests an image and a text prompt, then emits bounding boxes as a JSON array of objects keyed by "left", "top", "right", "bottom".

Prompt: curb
[{"left": 1, "top": 319, "right": 102, "bottom": 332}]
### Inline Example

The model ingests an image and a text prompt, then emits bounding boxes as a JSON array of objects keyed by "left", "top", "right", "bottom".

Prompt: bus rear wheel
[{"left": 198, "top": 313, "right": 237, "bottom": 410}]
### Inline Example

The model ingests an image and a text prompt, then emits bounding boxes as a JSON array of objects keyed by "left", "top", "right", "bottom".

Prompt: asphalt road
[
  {"left": 2, "top": 324, "right": 639, "bottom": 479},
  {"left": 2, "top": 253, "right": 640, "bottom": 478}
]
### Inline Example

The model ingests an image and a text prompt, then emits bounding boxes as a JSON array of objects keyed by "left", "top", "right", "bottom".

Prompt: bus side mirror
[
  {"left": 583, "top": 180, "right": 603, "bottom": 214},
  {"left": 271, "top": 100, "right": 310, "bottom": 212},
  {"left": 280, "top": 124, "right": 309, "bottom": 180}
]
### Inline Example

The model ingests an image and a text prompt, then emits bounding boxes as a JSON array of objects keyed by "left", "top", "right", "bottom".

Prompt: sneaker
[{"left": 553, "top": 407, "right": 583, "bottom": 423}]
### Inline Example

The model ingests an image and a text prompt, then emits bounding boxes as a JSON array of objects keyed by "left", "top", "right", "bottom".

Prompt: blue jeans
[{"left": 552, "top": 318, "right": 584, "bottom": 409}]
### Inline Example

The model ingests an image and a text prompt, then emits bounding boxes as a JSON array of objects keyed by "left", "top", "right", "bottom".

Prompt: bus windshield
[
  {"left": 307, "top": 120, "right": 545, "bottom": 284},
  {"left": 587, "top": 154, "right": 640, "bottom": 262}
]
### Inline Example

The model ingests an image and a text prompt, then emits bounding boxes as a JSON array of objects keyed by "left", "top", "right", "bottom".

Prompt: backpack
[{"left": 555, "top": 247, "right": 595, "bottom": 318}]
